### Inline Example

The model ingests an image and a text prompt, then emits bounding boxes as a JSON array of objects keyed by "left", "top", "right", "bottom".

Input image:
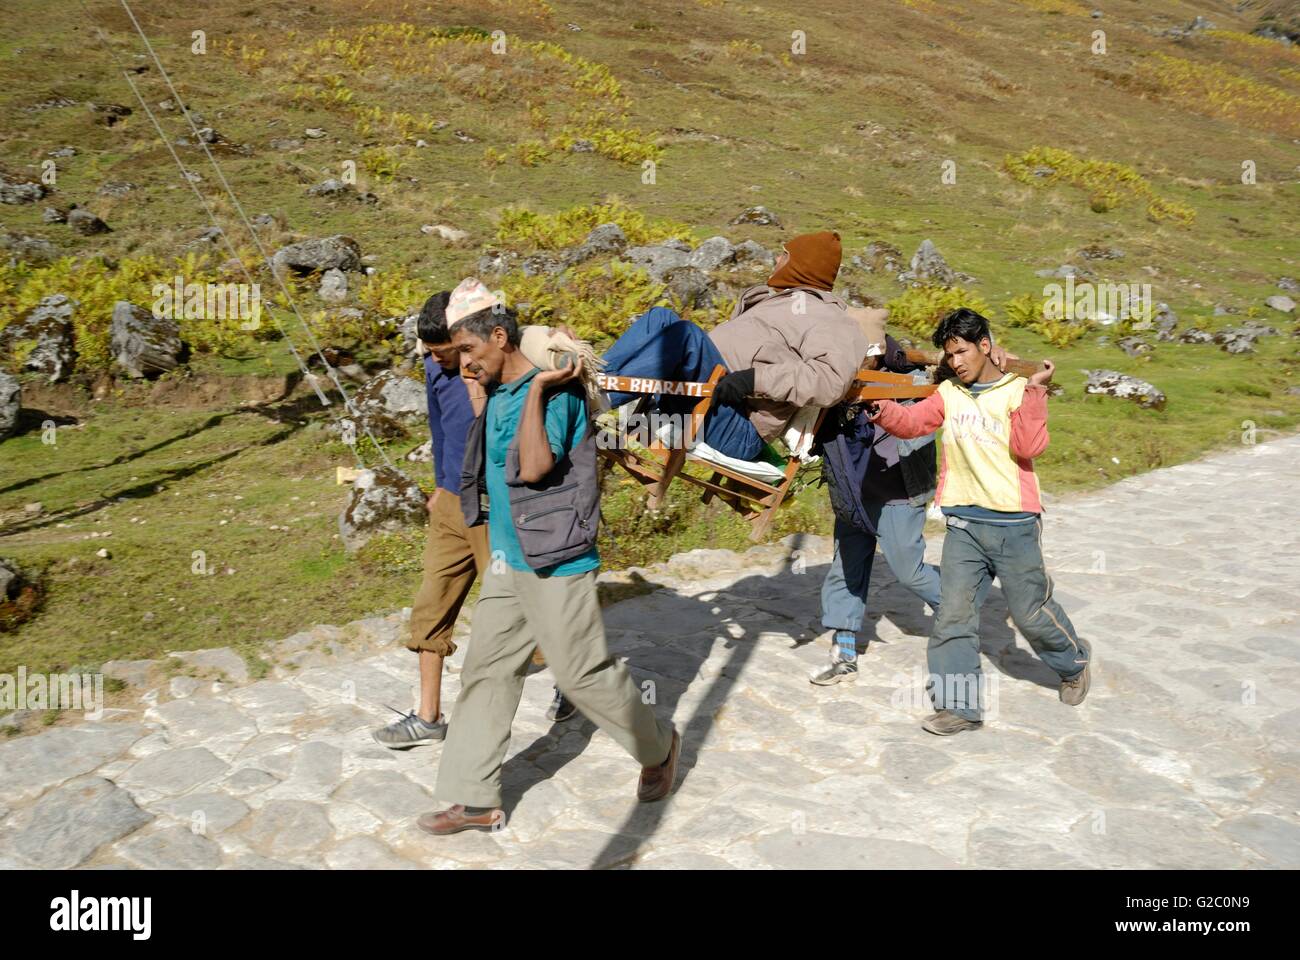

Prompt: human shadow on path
[
  {"left": 489, "top": 536, "right": 1061, "bottom": 867},
  {"left": 489, "top": 537, "right": 823, "bottom": 868}
]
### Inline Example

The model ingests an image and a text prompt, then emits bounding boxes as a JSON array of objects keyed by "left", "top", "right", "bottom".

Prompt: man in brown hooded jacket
[{"left": 600, "top": 230, "right": 867, "bottom": 460}]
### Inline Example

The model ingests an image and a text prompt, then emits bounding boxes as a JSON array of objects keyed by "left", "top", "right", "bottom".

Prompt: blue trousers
[
  {"left": 930, "top": 517, "right": 1089, "bottom": 720},
  {"left": 821, "top": 505, "right": 944, "bottom": 635},
  {"left": 601, "top": 307, "right": 763, "bottom": 460}
]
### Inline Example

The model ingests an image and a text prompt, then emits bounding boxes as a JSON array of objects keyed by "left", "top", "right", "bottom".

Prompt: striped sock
[{"left": 835, "top": 630, "right": 857, "bottom": 662}]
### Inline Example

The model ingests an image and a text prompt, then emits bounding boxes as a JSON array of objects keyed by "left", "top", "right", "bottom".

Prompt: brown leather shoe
[
  {"left": 416, "top": 804, "right": 504, "bottom": 836},
  {"left": 637, "top": 729, "right": 680, "bottom": 803}
]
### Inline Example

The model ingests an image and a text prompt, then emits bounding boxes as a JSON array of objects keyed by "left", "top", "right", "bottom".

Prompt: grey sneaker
[
  {"left": 1060, "top": 662, "right": 1091, "bottom": 706},
  {"left": 921, "top": 710, "right": 983, "bottom": 736},
  {"left": 547, "top": 688, "right": 578, "bottom": 722},
  {"left": 809, "top": 657, "right": 858, "bottom": 686},
  {"left": 373, "top": 709, "right": 447, "bottom": 749}
]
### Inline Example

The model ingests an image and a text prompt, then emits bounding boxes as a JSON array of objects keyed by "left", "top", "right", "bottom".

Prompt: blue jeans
[
  {"left": 821, "top": 505, "right": 947, "bottom": 634},
  {"left": 602, "top": 307, "right": 762, "bottom": 460},
  {"left": 930, "top": 517, "right": 1089, "bottom": 720}
]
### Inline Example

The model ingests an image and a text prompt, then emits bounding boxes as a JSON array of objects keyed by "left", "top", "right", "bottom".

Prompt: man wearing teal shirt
[
  {"left": 420, "top": 281, "right": 680, "bottom": 837},
  {"left": 483, "top": 365, "right": 600, "bottom": 578}
]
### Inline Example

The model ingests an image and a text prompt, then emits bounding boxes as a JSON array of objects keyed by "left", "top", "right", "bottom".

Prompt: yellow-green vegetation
[
  {"left": 0, "top": 253, "right": 274, "bottom": 370},
  {"left": 359, "top": 145, "right": 406, "bottom": 183},
  {"left": 494, "top": 201, "right": 692, "bottom": 251},
  {"left": 229, "top": 23, "right": 660, "bottom": 167},
  {"left": 1132, "top": 54, "right": 1300, "bottom": 138},
  {"left": 1203, "top": 29, "right": 1300, "bottom": 65},
  {"left": 1004, "top": 146, "right": 1196, "bottom": 226},
  {"left": 1004, "top": 0, "right": 1089, "bottom": 15},
  {"left": 1003, "top": 293, "right": 1090, "bottom": 348},
  {"left": 501, "top": 260, "right": 670, "bottom": 341},
  {"left": 886, "top": 285, "right": 993, "bottom": 340}
]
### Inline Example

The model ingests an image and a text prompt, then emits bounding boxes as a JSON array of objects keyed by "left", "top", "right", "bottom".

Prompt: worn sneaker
[
  {"left": 547, "top": 687, "right": 578, "bottom": 722},
  {"left": 372, "top": 709, "right": 447, "bottom": 749},
  {"left": 1060, "top": 662, "right": 1091, "bottom": 706},
  {"left": 809, "top": 657, "right": 858, "bottom": 686},
  {"left": 921, "top": 710, "right": 982, "bottom": 736}
]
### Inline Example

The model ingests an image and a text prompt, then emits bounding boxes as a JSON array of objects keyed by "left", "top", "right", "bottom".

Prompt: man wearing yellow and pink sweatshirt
[{"left": 868, "top": 308, "right": 1091, "bottom": 736}]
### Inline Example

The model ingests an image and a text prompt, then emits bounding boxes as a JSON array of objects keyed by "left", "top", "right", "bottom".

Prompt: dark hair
[
  {"left": 417, "top": 290, "right": 452, "bottom": 344},
  {"left": 455, "top": 304, "right": 521, "bottom": 346},
  {"left": 932, "top": 307, "right": 991, "bottom": 349}
]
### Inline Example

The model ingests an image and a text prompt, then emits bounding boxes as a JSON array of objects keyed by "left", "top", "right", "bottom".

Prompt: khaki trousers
[
  {"left": 406, "top": 492, "right": 490, "bottom": 656},
  {"left": 434, "top": 567, "right": 674, "bottom": 809}
]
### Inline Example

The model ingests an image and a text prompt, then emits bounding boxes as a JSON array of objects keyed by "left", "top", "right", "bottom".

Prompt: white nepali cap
[{"left": 445, "top": 277, "right": 502, "bottom": 328}]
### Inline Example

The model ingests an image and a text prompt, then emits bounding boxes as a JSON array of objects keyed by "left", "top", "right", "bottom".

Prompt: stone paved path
[{"left": 2, "top": 437, "right": 1298, "bottom": 869}]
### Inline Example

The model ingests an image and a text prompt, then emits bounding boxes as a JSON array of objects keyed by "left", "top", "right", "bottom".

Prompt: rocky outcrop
[
  {"left": 663, "top": 266, "right": 712, "bottom": 311},
  {"left": 110, "top": 301, "right": 186, "bottom": 379},
  {"left": 0, "top": 173, "right": 46, "bottom": 204},
  {"left": 729, "top": 205, "right": 781, "bottom": 227},
  {"left": 1083, "top": 369, "right": 1166, "bottom": 410},
  {"left": 898, "top": 239, "right": 959, "bottom": 286},
  {"left": 0, "top": 231, "right": 57, "bottom": 264},
  {"left": 338, "top": 466, "right": 427, "bottom": 551},
  {"left": 563, "top": 223, "right": 628, "bottom": 266},
  {"left": 67, "top": 208, "right": 110, "bottom": 236},
  {"left": 318, "top": 268, "right": 349, "bottom": 303},
  {"left": 1213, "top": 321, "right": 1279, "bottom": 355},
  {"left": 0, "top": 294, "right": 77, "bottom": 381},
  {"left": 353, "top": 370, "right": 427, "bottom": 424},
  {"left": 0, "top": 372, "right": 19, "bottom": 440},
  {"left": 622, "top": 243, "right": 692, "bottom": 280},
  {"left": 271, "top": 236, "right": 363, "bottom": 275},
  {"left": 334, "top": 370, "right": 429, "bottom": 441}
]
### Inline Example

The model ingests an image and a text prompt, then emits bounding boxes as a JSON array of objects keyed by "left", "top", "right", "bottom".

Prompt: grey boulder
[
  {"left": 1083, "top": 369, "right": 1166, "bottom": 410},
  {"left": 0, "top": 294, "right": 77, "bottom": 381},
  {"left": 338, "top": 466, "right": 427, "bottom": 551},
  {"left": 271, "top": 235, "right": 363, "bottom": 275},
  {"left": 0, "top": 372, "right": 19, "bottom": 440},
  {"left": 111, "top": 300, "right": 185, "bottom": 378},
  {"left": 898, "top": 239, "right": 957, "bottom": 287}
]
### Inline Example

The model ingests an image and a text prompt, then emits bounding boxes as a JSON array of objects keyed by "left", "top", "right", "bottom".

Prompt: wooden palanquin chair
[{"left": 595, "top": 364, "right": 940, "bottom": 542}]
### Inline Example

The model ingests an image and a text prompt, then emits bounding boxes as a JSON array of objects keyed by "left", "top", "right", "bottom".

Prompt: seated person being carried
[{"left": 600, "top": 230, "right": 869, "bottom": 463}]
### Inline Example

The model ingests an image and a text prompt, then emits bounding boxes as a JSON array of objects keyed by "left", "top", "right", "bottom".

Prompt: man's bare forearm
[{"left": 517, "top": 381, "right": 555, "bottom": 483}]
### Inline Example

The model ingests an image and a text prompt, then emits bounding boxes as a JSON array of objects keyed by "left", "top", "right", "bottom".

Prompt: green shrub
[
  {"left": 494, "top": 201, "right": 692, "bottom": 251},
  {"left": 0, "top": 253, "right": 272, "bottom": 371},
  {"left": 1004, "top": 146, "right": 1195, "bottom": 225},
  {"left": 886, "top": 285, "right": 993, "bottom": 340},
  {"left": 501, "top": 260, "right": 672, "bottom": 342},
  {"left": 1003, "top": 293, "right": 1091, "bottom": 348}
]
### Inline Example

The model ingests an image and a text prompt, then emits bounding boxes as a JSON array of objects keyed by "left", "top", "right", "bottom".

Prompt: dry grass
[{"left": 1130, "top": 53, "right": 1300, "bottom": 139}]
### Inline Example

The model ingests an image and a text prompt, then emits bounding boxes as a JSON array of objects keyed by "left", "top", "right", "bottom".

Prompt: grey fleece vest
[{"left": 459, "top": 382, "right": 600, "bottom": 571}]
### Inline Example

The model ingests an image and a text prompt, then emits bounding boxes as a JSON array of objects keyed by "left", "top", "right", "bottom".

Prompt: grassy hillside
[{"left": 1, "top": 0, "right": 1297, "bottom": 680}]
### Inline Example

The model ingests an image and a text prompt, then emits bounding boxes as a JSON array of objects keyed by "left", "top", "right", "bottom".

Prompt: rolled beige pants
[{"left": 406, "top": 492, "right": 490, "bottom": 657}]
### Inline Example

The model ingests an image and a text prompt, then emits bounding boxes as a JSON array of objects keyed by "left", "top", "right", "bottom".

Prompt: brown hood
[{"left": 766, "top": 230, "right": 842, "bottom": 290}]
